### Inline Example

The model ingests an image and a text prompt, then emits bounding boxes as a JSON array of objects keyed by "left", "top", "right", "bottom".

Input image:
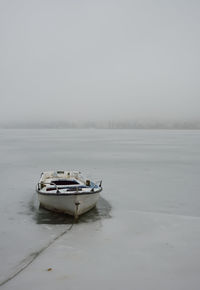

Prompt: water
[{"left": 0, "top": 129, "right": 200, "bottom": 289}]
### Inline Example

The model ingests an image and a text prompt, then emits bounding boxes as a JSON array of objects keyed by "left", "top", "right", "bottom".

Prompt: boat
[{"left": 36, "top": 170, "right": 102, "bottom": 218}]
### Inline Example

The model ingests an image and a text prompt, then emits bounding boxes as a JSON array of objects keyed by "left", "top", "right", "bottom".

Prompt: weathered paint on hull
[{"left": 38, "top": 192, "right": 99, "bottom": 216}]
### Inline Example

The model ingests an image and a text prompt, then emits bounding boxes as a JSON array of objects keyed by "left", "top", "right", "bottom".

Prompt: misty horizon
[{"left": 1, "top": 118, "right": 200, "bottom": 130}]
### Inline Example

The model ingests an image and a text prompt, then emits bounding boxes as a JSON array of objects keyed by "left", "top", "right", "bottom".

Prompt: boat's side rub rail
[
  {"left": 37, "top": 180, "right": 102, "bottom": 193},
  {"left": 36, "top": 187, "right": 102, "bottom": 196}
]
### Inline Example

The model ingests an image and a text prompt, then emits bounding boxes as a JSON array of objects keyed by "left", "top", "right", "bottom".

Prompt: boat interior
[{"left": 38, "top": 171, "right": 97, "bottom": 193}]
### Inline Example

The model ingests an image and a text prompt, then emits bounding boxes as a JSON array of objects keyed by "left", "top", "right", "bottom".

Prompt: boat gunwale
[{"left": 36, "top": 187, "right": 102, "bottom": 196}]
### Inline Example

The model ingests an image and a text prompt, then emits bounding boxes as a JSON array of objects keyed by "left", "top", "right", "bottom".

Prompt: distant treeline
[{"left": 1, "top": 120, "right": 200, "bottom": 129}]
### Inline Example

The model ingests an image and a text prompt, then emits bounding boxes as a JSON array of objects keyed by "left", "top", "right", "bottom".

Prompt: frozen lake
[{"left": 0, "top": 129, "right": 200, "bottom": 290}]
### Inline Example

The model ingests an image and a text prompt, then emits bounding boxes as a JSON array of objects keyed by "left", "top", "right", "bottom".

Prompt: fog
[{"left": 0, "top": 0, "right": 200, "bottom": 125}]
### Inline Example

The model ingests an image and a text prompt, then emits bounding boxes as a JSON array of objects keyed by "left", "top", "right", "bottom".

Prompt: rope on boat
[
  {"left": 74, "top": 201, "right": 80, "bottom": 220},
  {"left": 0, "top": 222, "right": 74, "bottom": 287}
]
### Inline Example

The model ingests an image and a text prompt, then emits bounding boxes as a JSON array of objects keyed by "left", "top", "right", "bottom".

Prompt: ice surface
[{"left": 0, "top": 129, "right": 200, "bottom": 289}]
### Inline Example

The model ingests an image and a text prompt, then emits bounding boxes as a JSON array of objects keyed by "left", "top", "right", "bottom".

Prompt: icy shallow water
[{"left": 0, "top": 129, "right": 200, "bottom": 289}]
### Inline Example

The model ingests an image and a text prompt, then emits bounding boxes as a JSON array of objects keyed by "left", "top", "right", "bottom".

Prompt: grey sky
[{"left": 0, "top": 0, "right": 200, "bottom": 123}]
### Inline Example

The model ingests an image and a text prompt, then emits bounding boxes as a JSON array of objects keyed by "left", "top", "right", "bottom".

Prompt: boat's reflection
[{"left": 32, "top": 197, "right": 111, "bottom": 225}]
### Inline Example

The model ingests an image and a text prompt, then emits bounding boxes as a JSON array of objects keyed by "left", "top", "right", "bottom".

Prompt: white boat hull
[
  {"left": 38, "top": 192, "right": 100, "bottom": 216},
  {"left": 36, "top": 170, "right": 102, "bottom": 217}
]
